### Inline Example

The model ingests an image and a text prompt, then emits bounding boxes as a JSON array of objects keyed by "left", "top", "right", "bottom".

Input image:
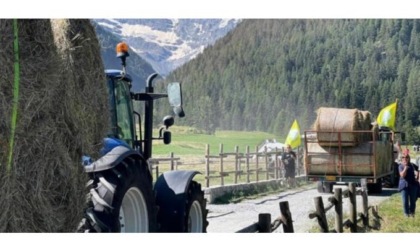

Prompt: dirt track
[{"left": 206, "top": 184, "right": 398, "bottom": 233}]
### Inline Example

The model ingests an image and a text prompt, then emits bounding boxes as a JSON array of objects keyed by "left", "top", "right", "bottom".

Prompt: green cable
[{"left": 6, "top": 19, "right": 20, "bottom": 173}]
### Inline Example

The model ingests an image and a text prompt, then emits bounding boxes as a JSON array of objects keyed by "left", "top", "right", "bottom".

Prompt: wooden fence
[
  {"left": 235, "top": 201, "right": 294, "bottom": 233},
  {"left": 204, "top": 182, "right": 381, "bottom": 233},
  {"left": 149, "top": 143, "right": 304, "bottom": 188},
  {"left": 308, "top": 182, "right": 379, "bottom": 233}
]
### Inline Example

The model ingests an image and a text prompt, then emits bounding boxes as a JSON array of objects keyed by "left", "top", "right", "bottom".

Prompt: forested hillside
[{"left": 165, "top": 19, "right": 420, "bottom": 143}]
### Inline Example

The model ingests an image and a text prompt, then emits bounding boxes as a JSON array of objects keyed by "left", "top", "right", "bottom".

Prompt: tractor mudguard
[
  {"left": 154, "top": 170, "right": 200, "bottom": 231},
  {"left": 84, "top": 145, "right": 141, "bottom": 173}
]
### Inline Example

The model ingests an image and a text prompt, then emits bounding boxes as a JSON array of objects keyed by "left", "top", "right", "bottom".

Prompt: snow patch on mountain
[
  {"left": 94, "top": 19, "right": 240, "bottom": 76},
  {"left": 120, "top": 23, "right": 179, "bottom": 46}
]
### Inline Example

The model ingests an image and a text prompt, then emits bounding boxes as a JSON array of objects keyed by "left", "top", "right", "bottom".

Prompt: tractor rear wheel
[
  {"left": 185, "top": 181, "right": 208, "bottom": 232},
  {"left": 78, "top": 157, "right": 157, "bottom": 232}
]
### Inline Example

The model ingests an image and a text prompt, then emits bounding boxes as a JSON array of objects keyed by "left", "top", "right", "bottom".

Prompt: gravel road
[{"left": 206, "top": 183, "right": 398, "bottom": 233}]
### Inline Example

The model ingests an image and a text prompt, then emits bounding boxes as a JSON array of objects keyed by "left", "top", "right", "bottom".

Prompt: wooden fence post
[
  {"left": 246, "top": 146, "right": 250, "bottom": 183},
  {"left": 349, "top": 182, "right": 357, "bottom": 233},
  {"left": 274, "top": 147, "right": 279, "bottom": 179},
  {"left": 170, "top": 152, "right": 175, "bottom": 171},
  {"left": 360, "top": 178, "right": 369, "bottom": 228},
  {"left": 334, "top": 188, "right": 343, "bottom": 233},
  {"left": 297, "top": 147, "right": 300, "bottom": 176},
  {"left": 362, "top": 187, "right": 369, "bottom": 228},
  {"left": 220, "top": 144, "right": 224, "bottom": 186},
  {"left": 265, "top": 146, "right": 269, "bottom": 180},
  {"left": 205, "top": 144, "right": 210, "bottom": 188},
  {"left": 258, "top": 213, "right": 271, "bottom": 233},
  {"left": 255, "top": 146, "right": 259, "bottom": 182},
  {"left": 314, "top": 196, "right": 329, "bottom": 232},
  {"left": 278, "top": 148, "right": 283, "bottom": 179},
  {"left": 279, "top": 201, "right": 294, "bottom": 233},
  {"left": 234, "top": 146, "right": 239, "bottom": 184}
]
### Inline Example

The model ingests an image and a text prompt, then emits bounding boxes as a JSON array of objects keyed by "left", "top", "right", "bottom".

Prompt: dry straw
[
  {"left": 0, "top": 19, "right": 109, "bottom": 232},
  {"left": 314, "top": 107, "right": 372, "bottom": 147}
]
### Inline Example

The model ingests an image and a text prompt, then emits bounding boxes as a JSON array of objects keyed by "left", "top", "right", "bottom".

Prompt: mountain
[
  {"left": 93, "top": 19, "right": 241, "bottom": 76},
  {"left": 92, "top": 21, "right": 156, "bottom": 92}
]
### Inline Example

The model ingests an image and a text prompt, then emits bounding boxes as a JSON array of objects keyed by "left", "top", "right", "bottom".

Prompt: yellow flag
[
  {"left": 285, "top": 119, "right": 301, "bottom": 149},
  {"left": 376, "top": 102, "right": 397, "bottom": 130}
]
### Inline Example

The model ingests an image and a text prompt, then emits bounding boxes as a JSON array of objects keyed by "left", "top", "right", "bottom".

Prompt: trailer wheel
[
  {"left": 389, "top": 167, "right": 397, "bottom": 188},
  {"left": 384, "top": 162, "right": 399, "bottom": 188},
  {"left": 78, "top": 157, "right": 157, "bottom": 232},
  {"left": 316, "top": 181, "right": 333, "bottom": 194},
  {"left": 316, "top": 181, "right": 323, "bottom": 193},
  {"left": 393, "top": 162, "right": 400, "bottom": 187},
  {"left": 367, "top": 179, "right": 383, "bottom": 195}
]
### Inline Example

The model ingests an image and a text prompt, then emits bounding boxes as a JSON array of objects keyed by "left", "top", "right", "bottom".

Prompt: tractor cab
[
  {"left": 105, "top": 69, "right": 135, "bottom": 147},
  {"left": 106, "top": 42, "right": 185, "bottom": 159},
  {"left": 378, "top": 126, "right": 405, "bottom": 143}
]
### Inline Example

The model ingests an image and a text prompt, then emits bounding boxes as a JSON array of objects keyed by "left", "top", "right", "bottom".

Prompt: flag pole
[
  {"left": 394, "top": 98, "right": 401, "bottom": 154},
  {"left": 395, "top": 98, "right": 398, "bottom": 131}
]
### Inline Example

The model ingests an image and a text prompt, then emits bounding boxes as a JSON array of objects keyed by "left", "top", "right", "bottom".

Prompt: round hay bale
[
  {"left": 0, "top": 19, "right": 108, "bottom": 232},
  {"left": 359, "top": 110, "right": 373, "bottom": 142},
  {"left": 314, "top": 107, "right": 360, "bottom": 146},
  {"left": 359, "top": 110, "right": 372, "bottom": 130},
  {"left": 306, "top": 142, "right": 375, "bottom": 176}
]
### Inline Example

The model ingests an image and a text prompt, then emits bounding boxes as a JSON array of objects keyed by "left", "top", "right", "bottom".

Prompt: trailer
[{"left": 304, "top": 107, "right": 402, "bottom": 194}]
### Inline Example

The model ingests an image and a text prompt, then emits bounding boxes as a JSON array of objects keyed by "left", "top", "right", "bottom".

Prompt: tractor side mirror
[
  {"left": 167, "top": 82, "right": 185, "bottom": 118},
  {"left": 160, "top": 116, "right": 173, "bottom": 144},
  {"left": 163, "top": 115, "right": 174, "bottom": 129},
  {"left": 163, "top": 131, "right": 171, "bottom": 145}
]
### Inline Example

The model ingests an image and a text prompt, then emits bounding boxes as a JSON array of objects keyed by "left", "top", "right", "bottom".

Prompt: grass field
[
  {"left": 371, "top": 193, "right": 420, "bottom": 232},
  {"left": 152, "top": 126, "right": 281, "bottom": 156}
]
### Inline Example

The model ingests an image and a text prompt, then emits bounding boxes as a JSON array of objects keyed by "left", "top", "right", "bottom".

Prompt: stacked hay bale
[
  {"left": 314, "top": 107, "right": 372, "bottom": 146},
  {"left": 0, "top": 19, "right": 109, "bottom": 232},
  {"left": 359, "top": 110, "right": 373, "bottom": 142},
  {"left": 306, "top": 107, "right": 376, "bottom": 176}
]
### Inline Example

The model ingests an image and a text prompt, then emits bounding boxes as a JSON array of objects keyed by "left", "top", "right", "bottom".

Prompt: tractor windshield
[{"left": 114, "top": 78, "right": 135, "bottom": 146}]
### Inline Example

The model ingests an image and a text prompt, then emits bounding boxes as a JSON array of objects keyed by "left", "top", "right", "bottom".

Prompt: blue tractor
[{"left": 78, "top": 42, "right": 208, "bottom": 232}]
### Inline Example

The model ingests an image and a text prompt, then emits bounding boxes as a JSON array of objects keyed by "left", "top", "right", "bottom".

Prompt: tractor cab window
[
  {"left": 378, "top": 127, "right": 393, "bottom": 143},
  {"left": 379, "top": 132, "right": 392, "bottom": 142},
  {"left": 114, "top": 79, "right": 134, "bottom": 146}
]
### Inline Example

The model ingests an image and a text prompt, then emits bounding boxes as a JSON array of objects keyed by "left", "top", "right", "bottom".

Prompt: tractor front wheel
[
  {"left": 78, "top": 157, "right": 157, "bottom": 232},
  {"left": 185, "top": 181, "right": 208, "bottom": 232}
]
